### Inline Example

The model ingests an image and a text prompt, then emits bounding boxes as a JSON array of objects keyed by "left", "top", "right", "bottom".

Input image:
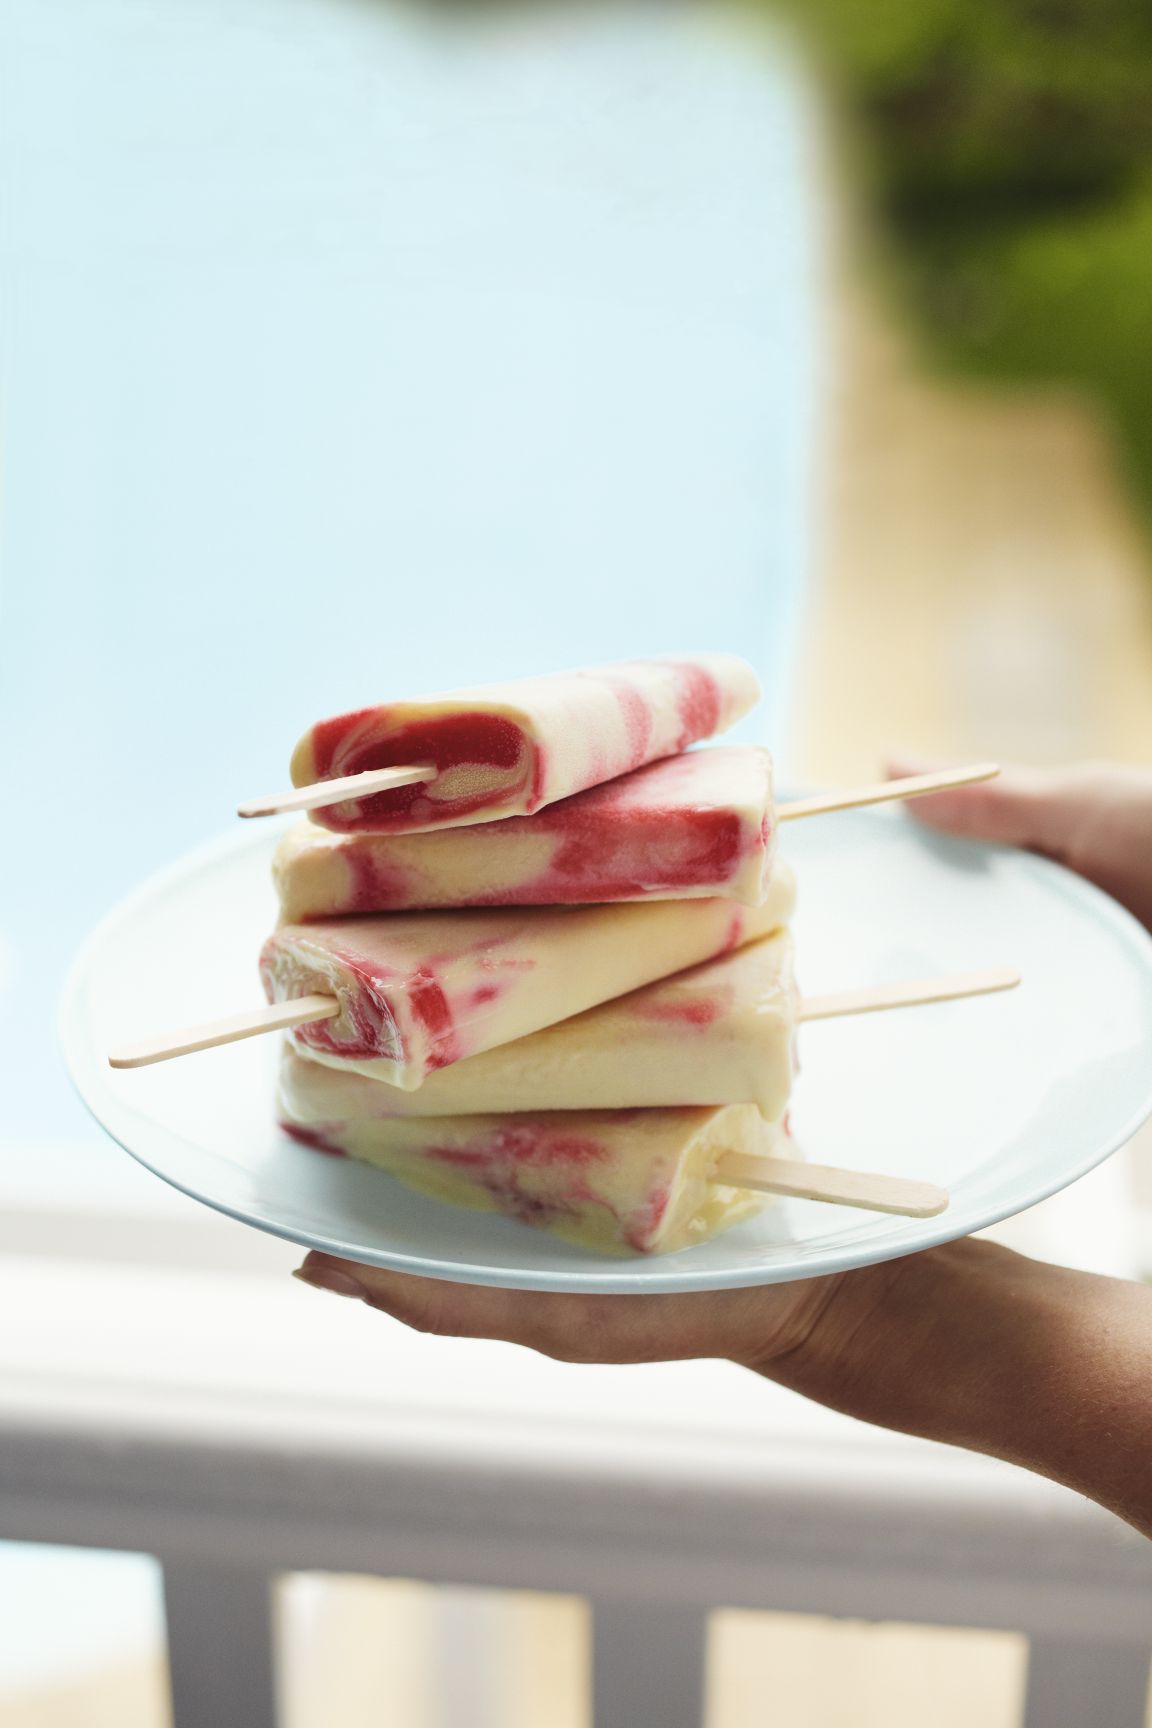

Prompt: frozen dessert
[
  {"left": 290, "top": 654, "right": 760, "bottom": 833},
  {"left": 278, "top": 929, "right": 796, "bottom": 1116},
  {"left": 278, "top": 1100, "right": 789, "bottom": 1255},
  {"left": 273, "top": 746, "right": 774, "bottom": 918},
  {"left": 260, "top": 864, "right": 796, "bottom": 1089}
]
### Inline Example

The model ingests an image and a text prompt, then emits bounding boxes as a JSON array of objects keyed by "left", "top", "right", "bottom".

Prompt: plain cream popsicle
[
  {"left": 278, "top": 1104, "right": 789, "bottom": 1255},
  {"left": 273, "top": 747, "right": 774, "bottom": 918},
  {"left": 280, "top": 930, "right": 796, "bottom": 1116},
  {"left": 290, "top": 654, "right": 760, "bottom": 834},
  {"left": 260, "top": 863, "right": 796, "bottom": 1090}
]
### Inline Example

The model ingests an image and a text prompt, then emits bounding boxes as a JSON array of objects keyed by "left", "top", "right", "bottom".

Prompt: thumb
[
  {"left": 886, "top": 756, "right": 1152, "bottom": 933},
  {"left": 885, "top": 757, "right": 1086, "bottom": 860}
]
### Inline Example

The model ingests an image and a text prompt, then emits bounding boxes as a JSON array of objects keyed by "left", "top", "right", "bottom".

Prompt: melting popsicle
[
  {"left": 260, "top": 863, "right": 797, "bottom": 1090},
  {"left": 278, "top": 1103, "right": 787, "bottom": 1256},
  {"left": 278, "top": 930, "right": 797, "bottom": 1116},
  {"left": 284, "top": 653, "right": 759, "bottom": 833},
  {"left": 273, "top": 746, "right": 774, "bottom": 919}
]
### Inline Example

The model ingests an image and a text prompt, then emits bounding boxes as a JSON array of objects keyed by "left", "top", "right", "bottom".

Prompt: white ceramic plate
[{"left": 62, "top": 812, "right": 1152, "bottom": 1292}]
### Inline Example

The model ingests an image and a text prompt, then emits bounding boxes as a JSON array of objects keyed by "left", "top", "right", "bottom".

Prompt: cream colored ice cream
[
  {"left": 260, "top": 863, "right": 796, "bottom": 1090},
  {"left": 291, "top": 654, "right": 760, "bottom": 834},
  {"left": 279, "top": 929, "right": 796, "bottom": 1116},
  {"left": 277, "top": 1102, "right": 789, "bottom": 1255},
  {"left": 273, "top": 746, "right": 774, "bottom": 918}
]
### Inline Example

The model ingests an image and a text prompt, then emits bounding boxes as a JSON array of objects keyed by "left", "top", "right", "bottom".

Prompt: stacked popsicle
[{"left": 263, "top": 654, "right": 809, "bottom": 1254}]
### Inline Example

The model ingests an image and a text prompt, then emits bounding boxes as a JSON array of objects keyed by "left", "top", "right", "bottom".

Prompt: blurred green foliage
[{"left": 796, "top": 0, "right": 1152, "bottom": 499}]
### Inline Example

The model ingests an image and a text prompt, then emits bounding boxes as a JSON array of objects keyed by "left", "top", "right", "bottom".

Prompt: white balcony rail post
[
  {"left": 162, "top": 1559, "right": 279, "bottom": 1728},
  {"left": 431, "top": 1585, "right": 512, "bottom": 1728},
  {"left": 1023, "top": 1635, "right": 1150, "bottom": 1728},
  {"left": 591, "top": 1598, "right": 709, "bottom": 1728}
]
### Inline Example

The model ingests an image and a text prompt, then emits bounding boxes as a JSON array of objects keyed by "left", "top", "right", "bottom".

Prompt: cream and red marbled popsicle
[
  {"left": 278, "top": 1103, "right": 789, "bottom": 1255},
  {"left": 273, "top": 746, "right": 774, "bottom": 919},
  {"left": 260, "top": 864, "right": 796, "bottom": 1090},
  {"left": 279, "top": 929, "right": 796, "bottom": 1116},
  {"left": 290, "top": 654, "right": 759, "bottom": 834}
]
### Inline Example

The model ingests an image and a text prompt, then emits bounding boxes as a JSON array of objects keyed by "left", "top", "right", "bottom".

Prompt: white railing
[{"left": 3, "top": 1234, "right": 1152, "bottom": 1728}]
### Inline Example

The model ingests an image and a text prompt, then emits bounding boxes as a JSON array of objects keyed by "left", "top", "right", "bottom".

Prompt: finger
[
  {"left": 293, "top": 1253, "right": 820, "bottom": 1365},
  {"left": 885, "top": 757, "right": 1085, "bottom": 862},
  {"left": 295, "top": 1254, "right": 558, "bottom": 1343}
]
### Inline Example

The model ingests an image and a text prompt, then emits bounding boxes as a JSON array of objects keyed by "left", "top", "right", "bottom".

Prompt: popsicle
[
  {"left": 278, "top": 1103, "right": 787, "bottom": 1255},
  {"left": 260, "top": 863, "right": 797, "bottom": 1089},
  {"left": 279, "top": 930, "right": 797, "bottom": 1115},
  {"left": 273, "top": 746, "right": 774, "bottom": 919},
  {"left": 281, "top": 653, "right": 759, "bottom": 834}
]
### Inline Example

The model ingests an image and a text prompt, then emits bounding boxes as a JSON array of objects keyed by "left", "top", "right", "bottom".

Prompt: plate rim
[{"left": 60, "top": 816, "right": 1152, "bottom": 1293}]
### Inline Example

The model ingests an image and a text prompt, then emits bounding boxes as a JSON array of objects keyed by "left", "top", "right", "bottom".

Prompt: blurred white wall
[
  {"left": 0, "top": 2, "right": 822, "bottom": 1706},
  {"left": 0, "top": 0, "right": 822, "bottom": 1163}
]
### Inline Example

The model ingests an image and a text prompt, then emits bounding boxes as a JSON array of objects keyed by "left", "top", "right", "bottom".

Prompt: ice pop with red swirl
[
  {"left": 260, "top": 863, "right": 796, "bottom": 1090},
  {"left": 286, "top": 653, "right": 759, "bottom": 834},
  {"left": 277, "top": 1103, "right": 789, "bottom": 1255},
  {"left": 273, "top": 746, "right": 774, "bottom": 919},
  {"left": 279, "top": 929, "right": 796, "bottom": 1117}
]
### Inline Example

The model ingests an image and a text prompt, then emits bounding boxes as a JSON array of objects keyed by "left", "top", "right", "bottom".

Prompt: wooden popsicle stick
[
  {"left": 107, "top": 967, "right": 1019, "bottom": 1072},
  {"left": 777, "top": 761, "right": 999, "bottom": 822},
  {"left": 240, "top": 757, "right": 997, "bottom": 822},
  {"left": 108, "top": 994, "right": 340, "bottom": 1070},
  {"left": 798, "top": 966, "right": 1020, "bottom": 1022},
  {"left": 237, "top": 763, "right": 435, "bottom": 820},
  {"left": 716, "top": 1152, "right": 949, "bottom": 1218}
]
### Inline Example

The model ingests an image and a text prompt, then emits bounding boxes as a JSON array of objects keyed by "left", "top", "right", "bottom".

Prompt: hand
[
  {"left": 295, "top": 1238, "right": 1152, "bottom": 1537},
  {"left": 291, "top": 759, "right": 1152, "bottom": 1536},
  {"left": 292, "top": 1249, "right": 866, "bottom": 1370},
  {"left": 289, "top": 1238, "right": 1004, "bottom": 1427},
  {"left": 294, "top": 753, "right": 1152, "bottom": 1361},
  {"left": 888, "top": 757, "right": 1152, "bottom": 934}
]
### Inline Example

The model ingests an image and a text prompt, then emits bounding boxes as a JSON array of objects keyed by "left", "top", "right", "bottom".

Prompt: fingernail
[
  {"left": 292, "top": 1264, "right": 368, "bottom": 1300},
  {"left": 884, "top": 751, "right": 933, "bottom": 778}
]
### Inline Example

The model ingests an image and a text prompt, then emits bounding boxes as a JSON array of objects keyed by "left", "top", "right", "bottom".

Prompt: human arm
[{"left": 295, "top": 1238, "right": 1152, "bottom": 1538}]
